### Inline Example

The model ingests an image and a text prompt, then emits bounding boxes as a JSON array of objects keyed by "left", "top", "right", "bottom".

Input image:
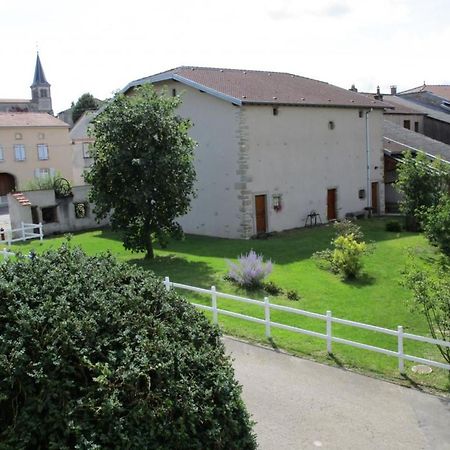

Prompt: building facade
[
  {"left": 123, "top": 67, "right": 385, "bottom": 238},
  {"left": 0, "top": 112, "right": 73, "bottom": 204}
]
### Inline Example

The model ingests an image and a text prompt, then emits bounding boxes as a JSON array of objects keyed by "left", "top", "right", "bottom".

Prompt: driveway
[{"left": 224, "top": 336, "right": 450, "bottom": 450}]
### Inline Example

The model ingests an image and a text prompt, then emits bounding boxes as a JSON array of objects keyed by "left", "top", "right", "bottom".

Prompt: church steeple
[
  {"left": 30, "top": 52, "right": 53, "bottom": 114},
  {"left": 32, "top": 52, "right": 49, "bottom": 87}
]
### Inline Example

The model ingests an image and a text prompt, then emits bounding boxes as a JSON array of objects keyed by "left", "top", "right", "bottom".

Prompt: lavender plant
[{"left": 226, "top": 250, "right": 273, "bottom": 289}]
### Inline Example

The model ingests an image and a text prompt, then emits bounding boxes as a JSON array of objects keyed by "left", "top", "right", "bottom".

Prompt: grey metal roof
[
  {"left": 31, "top": 53, "right": 49, "bottom": 87},
  {"left": 384, "top": 95, "right": 450, "bottom": 124},
  {"left": 383, "top": 119, "right": 450, "bottom": 162}
]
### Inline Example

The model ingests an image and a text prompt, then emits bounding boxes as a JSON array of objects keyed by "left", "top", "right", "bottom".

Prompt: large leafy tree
[
  {"left": 72, "top": 92, "right": 99, "bottom": 124},
  {"left": 86, "top": 85, "right": 196, "bottom": 259}
]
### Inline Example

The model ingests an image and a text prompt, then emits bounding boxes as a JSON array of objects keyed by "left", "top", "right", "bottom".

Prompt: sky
[{"left": 2, "top": 0, "right": 450, "bottom": 114}]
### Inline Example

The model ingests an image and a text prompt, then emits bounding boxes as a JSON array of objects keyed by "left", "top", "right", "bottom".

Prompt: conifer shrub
[{"left": 0, "top": 244, "right": 256, "bottom": 449}]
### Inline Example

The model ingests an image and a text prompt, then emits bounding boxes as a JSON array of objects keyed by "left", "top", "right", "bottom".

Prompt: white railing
[
  {"left": 1, "top": 222, "right": 44, "bottom": 245},
  {"left": 163, "top": 277, "right": 450, "bottom": 373}
]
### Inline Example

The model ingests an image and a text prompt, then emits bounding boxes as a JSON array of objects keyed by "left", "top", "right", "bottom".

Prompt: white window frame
[
  {"left": 14, "top": 144, "right": 26, "bottom": 161},
  {"left": 37, "top": 144, "right": 49, "bottom": 160}
]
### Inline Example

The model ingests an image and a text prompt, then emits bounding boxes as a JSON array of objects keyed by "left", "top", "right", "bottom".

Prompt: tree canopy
[
  {"left": 72, "top": 92, "right": 99, "bottom": 124},
  {"left": 0, "top": 244, "right": 256, "bottom": 449},
  {"left": 86, "top": 85, "right": 196, "bottom": 258},
  {"left": 395, "top": 151, "right": 448, "bottom": 230}
]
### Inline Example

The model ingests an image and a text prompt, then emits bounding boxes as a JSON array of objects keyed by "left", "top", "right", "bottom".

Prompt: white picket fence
[
  {"left": 2, "top": 222, "right": 43, "bottom": 245},
  {"left": 163, "top": 277, "right": 450, "bottom": 374}
]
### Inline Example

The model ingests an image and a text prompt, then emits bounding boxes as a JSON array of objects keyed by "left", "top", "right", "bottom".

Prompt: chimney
[
  {"left": 349, "top": 84, "right": 358, "bottom": 92},
  {"left": 390, "top": 85, "right": 397, "bottom": 95},
  {"left": 375, "top": 85, "right": 383, "bottom": 101}
]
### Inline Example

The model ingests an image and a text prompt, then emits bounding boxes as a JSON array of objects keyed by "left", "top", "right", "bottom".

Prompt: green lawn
[{"left": 7, "top": 218, "right": 450, "bottom": 394}]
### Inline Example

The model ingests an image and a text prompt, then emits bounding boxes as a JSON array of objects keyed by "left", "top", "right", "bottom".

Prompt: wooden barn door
[
  {"left": 371, "top": 182, "right": 379, "bottom": 214},
  {"left": 255, "top": 195, "right": 267, "bottom": 234},
  {"left": 327, "top": 188, "right": 337, "bottom": 221},
  {"left": 0, "top": 173, "right": 15, "bottom": 205}
]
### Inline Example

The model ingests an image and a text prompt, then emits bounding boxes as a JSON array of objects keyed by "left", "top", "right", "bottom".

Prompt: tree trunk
[{"left": 143, "top": 221, "right": 154, "bottom": 259}]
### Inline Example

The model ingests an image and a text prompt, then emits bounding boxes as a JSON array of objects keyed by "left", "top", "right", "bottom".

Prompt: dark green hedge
[{"left": 0, "top": 244, "right": 256, "bottom": 449}]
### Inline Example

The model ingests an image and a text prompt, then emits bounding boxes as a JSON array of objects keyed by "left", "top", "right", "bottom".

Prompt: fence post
[
  {"left": 264, "top": 296, "right": 271, "bottom": 339},
  {"left": 39, "top": 223, "right": 43, "bottom": 241},
  {"left": 21, "top": 222, "right": 25, "bottom": 241},
  {"left": 7, "top": 230, "right": 11, "bottom": 246},
  {"left": 326, "top": 310, "right": 332, "bottom": 355},
  {"left": 398, "top": 325, "right": 405, "bottom": 374},
  {"left": 211, "top": 286, "right": 218, "bottom": 325},
  {"left": 164, "top": 276, "right": 171, "bottom": 291}
]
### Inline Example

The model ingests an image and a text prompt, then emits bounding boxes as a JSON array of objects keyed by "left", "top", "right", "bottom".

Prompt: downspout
[{"left": 365, "top": 108, "right": 373, "bottom": 212}]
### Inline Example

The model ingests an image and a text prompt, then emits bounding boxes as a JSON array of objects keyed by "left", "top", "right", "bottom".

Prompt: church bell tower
[{"left": 30, "top": 52, "right": 53, "bottom": 114}]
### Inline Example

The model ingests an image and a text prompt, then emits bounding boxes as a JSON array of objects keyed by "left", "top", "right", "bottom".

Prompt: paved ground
[{"left": 224, "top": 336, "right": 450, "bottom": 450}]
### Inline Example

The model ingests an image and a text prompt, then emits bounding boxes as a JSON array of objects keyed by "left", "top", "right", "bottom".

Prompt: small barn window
[
  {"left": 359, "top": 110, "right": 363, "bottom": 118},
  {"left": 403, "top": 120, "right": 411, "bottom": 130},
  {"left": 358, "top": 189, "right": 366, "bottom": 199},
  {"left": 172, "top": 88, "right": 177, "bottom": 97},
  {"left": 414, "top": 121, "right": 419, "bottom": 132},
  {"left": 328, "top": 121, "right": 335, "bottom": 130},
  {"left": 273, "top": 107, "right": 278, "bottom": 116},
  {"left": 42, "top": 206, "right": 57, "bottom": 223}
]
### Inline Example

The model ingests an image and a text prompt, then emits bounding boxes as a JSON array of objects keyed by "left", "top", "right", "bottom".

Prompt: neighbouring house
[
  {"left": 393, "top": 84, "right": 450, "bottom": 145},
  {"left": 7, "top": 185, "right": 108, "bottom": 235},
  {"left": 122, "top": 67, "right": 386, "bottom": 238},
  {"left": 70, "top": 110, "right": 97, "bottom": 185},
  {"left": 0, "top": 53, "right": 53, "bottom": 115},
  {"left": 0, "top": 112, "right": 74, "bottom": 205},
  {"left": 383, "top": 120, "right": 450, "bottom": 212}
]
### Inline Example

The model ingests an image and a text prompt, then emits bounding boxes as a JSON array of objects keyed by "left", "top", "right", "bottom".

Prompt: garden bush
[
  {"left": 226, "top": 250, "right": 272, "bottom": 289},
  {"left": 385, "top": 220, "right": 402, "bottom": 232},
  {"left": 0, "top": 244, "right": 256, "bottom": 449},
  {"left": 333, "top": 219, "right": 364, "bottom": 242},
  {"left": 313, "top": 233, "right": 367, "bottom": 279},
  {"left": 286, "top": 290, "right": 300, "bottom": 301},
  {"left": 264, "top": 281, "right": 283, "bottom": 296}
]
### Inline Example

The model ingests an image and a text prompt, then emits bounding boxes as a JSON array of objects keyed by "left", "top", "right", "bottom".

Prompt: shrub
[
  {"left": 385, "top": 220, "right": 402, "bottom": 232},
  {"left": 331, "top": 234, "right": 367, "bottom": 279},
  {"left": 286, "top": 290, "right": 300, "bottom": 301},
  {"left": 0, "top": 244, "right": 256, "bottom": 449},
  {"left": 313, "top": 233, "right": 367, "bottom": 279},
  {"left": 264, "top": 281, "right": 283, "bottom": 296},
  {"left": 226, "top": 250, "right": 272, "bottom": 289},
  {"left": 333, "top": 219, "right": 364, "bottom": 242},
  {"left": 404, "top": 256, "right": 450, "bottom": 364},
  {"left": 421, "top": 193, "right": 450, "bottom": 256}
]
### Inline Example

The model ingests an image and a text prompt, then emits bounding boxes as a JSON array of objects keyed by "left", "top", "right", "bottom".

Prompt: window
[
  {"left": 40, "top": 89, "right": 48, "bottom": 98},
  {"left": 14, "top": 144, "right": 26, "bottom": 161},
  {"left": 15, "top": 133, "right": 22, "bottom": 140},
  {"left": 172, "top": 88, "right": 177, "bottom": 97},
  {"left": 35, "top": 168, "right": 50, "bottom": 178},
  {"left": 403, "top": 120, "right": 411, "bottom": 130},
  {"left": 82, "top": 142, "right": 91, "bottom": 158},
  {"left": 37, "top": 144, "right": 49, "bottom": 160},
  {"left": 272, "top": 107, "right": 278, "bottom": 116},
  {"left": 414, "top": 121, "right": 419, "bottom": 132},
  {"left": 41, "top": 206, "right": 57, "bottom": 223},
  {"left": 328, "top": 121, "right": 335, "bottom": 130},
  {"left": 0, "top": 145, "right": 3, "bottom": 162}
]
